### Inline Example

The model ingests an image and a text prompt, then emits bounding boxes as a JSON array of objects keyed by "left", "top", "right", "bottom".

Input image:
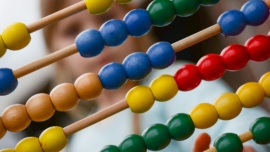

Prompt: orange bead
[
  {"left": 50, "top": 83, "right": 79, "bottom": 111},
  {"left": 26, "top": 94, "right": 55, "bottom": 122},
  {"left": 74, "top": 73, "right": 103, "bottom": 100},
  {"left": 0, "top": 117, "right": 6, "bottom": 139},
  {"left": 1, "top": 104, "right": 31, "bottom": 132}
]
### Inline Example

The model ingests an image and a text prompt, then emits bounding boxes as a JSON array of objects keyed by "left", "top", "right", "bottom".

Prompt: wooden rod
[
  {"left": 63, "top": 100, "right": 129, "bottom": 136},
  {"left": 265, "top": 0, "right": 270, "bottom": 9},
  {"left": 27, "top": 1, "right": 86, "bottom": 33}
]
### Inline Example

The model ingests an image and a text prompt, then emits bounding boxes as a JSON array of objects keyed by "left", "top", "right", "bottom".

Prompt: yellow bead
[
  {"left": 15, "top": 137, "right": 43, "bottom": 152},
  {"left": 0, "top": 148, "right": 15, "bottom": 152},
  {"left": 114, "top": 0, "right": 132, "bottom": 4},
  {"left": 150, "top": 75, "right": 178, "bottom": 102},
  {"left": 0, "top": 35, "right": 7, "bottom": 57},
  {"left": 213, "top": 93, "right": 242, "bottom": 120},
  {"left": 39, "top": 126, "right": 67, "bottom": 152},
  {"left": 2, "top": 22, "right": 31, "bottom": 50},
  {"left": 126, "top": 86, "right": 155, "bottom": 113},
  {"left": 236, "top": 82, "right": 265, "bottom": 108},
  {"left": 84, "top": 0, "right": 113, "bottom": 15},
  {"left": 190, "top": 103, "right": 218, "bottom": 129},
  {"left": 259, "top": 72, "right": 270, "bottom": 98}
]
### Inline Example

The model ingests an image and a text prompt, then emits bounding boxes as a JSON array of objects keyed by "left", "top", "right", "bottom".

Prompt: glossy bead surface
[
  {"left": 0, "top": 35, "right": 7, "bottom": 57},
  {"left": 200, "top": 0, "right": 219, "bottom": 6},
  {"left": 197, "top": 54, "right": 226, "bottom": 81},
  {"left": 0, "top": 117, "right": 6, "bottom": 139},
  {"left": 214, "top": 133, "right": 243, "bottom": 152},
  {"left": 0, "top": 68, "right": 18, "bottom": 96},
  {"left": 236, "top": 82, "right": 265, "bottom": 108},
  {"left": 15, "top": 137, "right": 43, "bottom": 152},
  {"left": 84, "top": 0, "right": 112, "bottom": 15},
  {"left": 100, "top": 145, "right": 120, "bottom": 152},
  {"left": 118, "top": 134, "right": 147, "bottom": 152},
  {"left": 99, "top": 62, "right": 127, "bottom": 90},
  {"left": 250, "top": 117, "right": 270, "bottom": 144},
  {"left": 126, "top": 86, "right": 155, "bottom": 113},
  {"left": 142, "top": 124, "right": 171, "bottom": 151},
  {"left": 166, "top": 113, "right": 195, "bottom": 141},
  {"left": 115, "top": 0, "right": 131, "bottom": 4},
  {"left": 172, "top": 0, "right": 200, "bottom": 17},
  {"left": 259, "top": 72, "right": 270, "bottom": 98}
]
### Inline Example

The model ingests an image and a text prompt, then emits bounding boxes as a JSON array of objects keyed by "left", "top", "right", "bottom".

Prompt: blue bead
[
  {"left": 75, "top": 29, "right": 105, "bottom": 58},
  {"left": 146, "top": 42, "right": 176, "bottom": 69},
  {"left": 99, "top": 19, "right": 129, "bottom": 47},
  {"left": 123, "top": 52, "right": 152, "bottom": 81},
  {"left": 98, "top": 62, "right": 127, "bottom": 90},
  {"left": 0, "top": 68, "right": 18, "bottom": 95},
  {"left": 124, "top": 9, "right": 152, "bottom": 37},
  {"left": 217, "top": 10, "right": 247, "bottom": 37},
  {"left": 241, "top": 0, "right": 269, "bottom": 26}
]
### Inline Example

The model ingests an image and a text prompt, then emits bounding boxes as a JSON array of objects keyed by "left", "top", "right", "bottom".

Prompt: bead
[
  {"left": 84, "top": 0, "right": 112, "bottom": 15},
  {"left": 74, "top": 73, "right": 103, "bottom": 100},
  {"left": 0, "top": 68, "right": 18, "bottom": 96},
  {"left": 100, "top": 19, "right": 128, "bottom": 47},
  {"left": 75, "top": 29, "right": 104, "bottom": 58},
  {"left": 236, "top": 82, "right": 265, "bottom": 108},
  {"left": 150, "top": 75, "right": 178, "bottom": 102},
  {"left": 217, "top": 10, "right": 246, "bottom": 37},
  {"left": 200, "top": 0, "right": 219, "bottom": 6},
  {"left": 1, "top": 104, "right": 31, "bottom": 132},
  {"left": 118, "top": 134, "right": 147, "bottom": 152},
  {"left": 213, "top": 93, "right": 242, "bottom": 120},
  {"left": 126, "top": 86, "right": 155, "bottom": 113},
  {"left": 25, "top": 94, "right": 55, "bottom": 122},
  {"left": 39, "top": 126, "right": 67, "bottom": 152},
  {"left": 15, "top": 137, "right": 43, "bottom": 152},
  {"left": 0, "top": 149, "right": 15, "bottom": 152},
  {"left": 166, "top": 113, "right": 195, "bottom": 141},
  {"left": 0, "top": 35, "right": 7, "bottom": 57},
  {"left": 115, "top": 0, "right": 132, "bottom": 4},
  {"left": 0, "top": 117, "right": 6, "bottom": 139},
  {"left": 100, "top": 145, "right": 120, "bottom": 152},
  {"left": 245, "top": 35, "right": 270, "bottom": 62},
  {"left": 174, "top": 64, "right": 202, "bottom": 91},
  {"left": 197, "top": 54, "right": 226, "bottom": 81},
  {"left": 250, "top": 117, "right": 270, "bottom": 144},
  {"left": 190, "top": 103, "right": 218, "bottom": 129},
  {"left": 122, "top": 52, "right": 152, "bottom": 81},
  {"left": 124, "top": 9, "right": 152, "bottom": 37},
  {"left": 147, "top": 0, "right": 176, "bottom": 27},
  {"left": 1, "top": 22, "right": 31, "bottom": 50},
  {"left": 214, "top": 133, "right": 243, "bottom": 152},
  {"left": 50, "top": 83, "right": 79, "bottom": 112},
  {"left": 172, "top": 0, "right": 200, "bottom": 17},
  {"left": 259, "top": 72, "right": 270, "bottom": 98},
  {"left": 146, "top": 42, "right": 176, "bottom": 69}
]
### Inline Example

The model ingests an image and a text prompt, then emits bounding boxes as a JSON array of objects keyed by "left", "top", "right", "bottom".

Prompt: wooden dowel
[
  {"left": 27, "top": 1, "right": 86, "bottom": 33},
  {"left": 64, "top": 100, "right": 129, "bottom": 136},
  {"left": 264, "top": 0, "right": 270, "bottom": 9}
]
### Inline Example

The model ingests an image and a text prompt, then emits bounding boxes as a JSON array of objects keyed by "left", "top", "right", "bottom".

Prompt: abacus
[{"left": 0, "top": 0, "right": 270, "bottom": 151}]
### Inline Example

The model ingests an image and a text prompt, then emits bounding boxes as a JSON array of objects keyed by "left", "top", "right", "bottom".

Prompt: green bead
[
  {"left": 100, "top": 145, "right": 120, "bottom": 152},
  {"left": 250, "top": 117, "right": 270, "bottom": 144},
  {"left": 200, "top": 0, "right": 219, "bottom": 6},
  {"left": 147, "top": 0, "right": 176, "bottom": 27},
  {"left": 142, "top": 124, "right": 171, "bottom": 151},
  {"left": 118, "top": 134, "right": 147, "bottom": 152},
  {"left": 172, "top": 0, "right": 200, "bottom": 17},
  {"left": 166, "top": 113, "right": 195, "bottom": 141},
  {"left": 214, "top": 133, "right": 243, "bottom": 152}
]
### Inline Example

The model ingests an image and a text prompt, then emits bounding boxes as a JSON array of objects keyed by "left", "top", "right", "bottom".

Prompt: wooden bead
[
  {"left": 0, "top": 35, "right": 7, "bottom": 57},
  {"left": 0, "top": 148, "right": 15, "bottom": 152},
  {"left": 2, "top": 104, "right": 31, "bottom": 132},
  {"left": 15, "top": 137, "right": 43, "bottom": 152},
  {"left": 259, "top": 72, "right": 270, "bottom": 98},
  {"left": 0, "top": 117, "right": 6, "bottom": 139},
  {"left": 84, "top": 0, "right": 112, "bottom": 15},
  {"left": 50, "top": 83, "right": 79, "bottom": 112},
  {"left": 214, "top": 133, "right": 243, "bottom": 152},
  {"left": 25, "top": 94, "right": 55, "bottom": 122}
]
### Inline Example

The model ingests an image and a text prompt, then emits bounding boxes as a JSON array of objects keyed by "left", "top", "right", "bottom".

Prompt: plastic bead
[
  {"left": 75, "top": 29, "right": 104, "bottom": 58},
  {"left": 122, "top": 52, "right": 152, "bottom": 81},
  {"left": 123, "top": 9, "right": 152, "bottom": 37},
  {"left": 0, "top": 117, "right": 6, "bottom": 139},
  {"left": 250, "top": 117, "right": 270, "bottom": 144},
  {"left": 118, "top": 134, "right": 147, "bottom": 152},
  {"left": 171, "top": 0, "right": 200, "bottom": 17},
  {"left": 166, "top": 113, "right": 195, "bottom": 141},
  {"left": 147, "top": 0, "right": 176, "bottom": 27},
  {"left": 150, "top": 75, "right": 178, "bottom": 102},
  {"left": 100, "top": 145, "right": 120, "bottom": 152},
  {"left": 174, "top": 64, "right": 202, "bottom": 91},
  {"left": 74, "top": 73, "right": 103, "bottom": 100},
  {"left": 50, "top": 83, "right": 79, "bottom": 112},
  {"left": 190, "top": 103, "right": 218, "bottom": 129},
  {"left": 214, "top": 133, "right": 243, "bottom": 152},
  {"left": 0, "top": 68, "right": 18, "bottom": 96},
  {"left": 15, "top": 137, "right": 43, "bottom": 152},
  {"left": 146, "top": 42, "right": 176, "bottom": 69},
  {"left": 100, "top": 19, "right": 128, "bottom": 47},
  {"left": 1, "top": 104, "right": 31, "bottom": 132},
  {"left": 213, "top": 93, "right": 242, "bottom": 120},
  {"left": 0, "top": 149, "right": 15, "bottom": 152},
  {"left": 259, "top": 72, "right": 270, "bottom": 98},
  {"left": 217, "top": 10, "right": 247, "bottom": 37},
  {"left": 99, "top": 62, "right": 127, "bottom": 90},
  {"left": 197, "top": 54, "right": 226, "bottom": 81},
  {"left": 0, "top": 35, "right": 7, "bottom": 57},
  {"left": 142, "top": 124, "right": 171, "bottom": 151},
  {"left": 200, "top": 0, "right": 219, "bottom": 6},
  {"left": 84, "top": 0, "right": 112, "bottom": 15},
  {"left": 25, "top": 94, "right": 55, "bottom": 122},
  {"left": 236, "top": 82, "right": 265, "bottom": 108},
  {"left": 126, "top": 86, "right": 155, "bottom": 113},
  {"left": 115, "top": 0, "right": 132, "bottom": 4}
]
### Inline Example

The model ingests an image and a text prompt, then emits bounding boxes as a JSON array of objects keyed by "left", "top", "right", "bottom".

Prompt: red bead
[
  {"left": 174, "top": 64, "right": 202, "bottom": 91},
  {"left": 245, "top": 35, "right": 270, "bottom": 61},
  {"left": 197, "top": 54, "right": 226, "bottom": 81},
  {"left": 220, "top": 44, "right": 249, "bottom": 71}
]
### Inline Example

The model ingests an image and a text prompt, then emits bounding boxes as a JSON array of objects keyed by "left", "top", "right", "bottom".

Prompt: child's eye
[{"left": 63, "top": 24, "right": 81, "bottom": 38}]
